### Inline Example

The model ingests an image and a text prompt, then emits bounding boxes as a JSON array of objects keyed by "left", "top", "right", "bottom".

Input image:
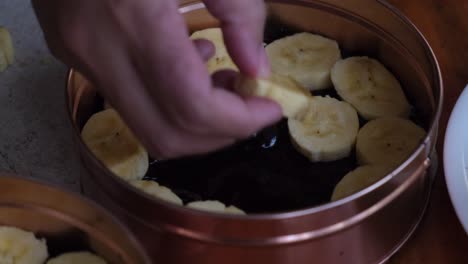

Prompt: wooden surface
[{"left": 386, "top": 1, "right": 468, "bottom": 263}]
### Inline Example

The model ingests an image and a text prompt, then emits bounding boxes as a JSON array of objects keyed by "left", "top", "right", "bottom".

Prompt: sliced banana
[
  {"left": 0, "top": 226, "right": 48, "bottom": 264},
  {"left": 235, "top": 73, "right": 312, "bottom": 119},
  {"left": 187, "top": 200, "right": 246, "bottom": 215},
  {"left": 266, "top": 32, "right": 341, "bottom": 91},
  {"left": 130, "top": 180, "right": 183, "bottom": 205},
  {"left": 190, "top": 28, "right": 238, "bottom": 73},
  {"left": 0, "top": 26, "right": 14, "bottom": 66},
  {"left": 47, "top": 251, "right": 107, "bottom": 264},
  {"left": 81, "top": 109, "right": 149, "bottom": 181},
  {"left": 187, "top": 200, "right": 225, "bottom": 212},
  {"left": 331, "top": 56, "right": 411, "bottom": 120},
  {"left": 356, "top": 117, "right": 426, "bottom": 167},
  {"left": 288, "top": 96, "right": 359, "bottom": 162},
  {"left": 331, "top": 165, "right": 391, "bottom": 201},
  {"left": 225, "top": 205, "right": 246, "bottom": 215}
]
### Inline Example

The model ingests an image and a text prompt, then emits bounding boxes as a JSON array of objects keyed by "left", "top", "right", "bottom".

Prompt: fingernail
[{"left": 257, "top": 45, "right": 271, "bottom": 78}]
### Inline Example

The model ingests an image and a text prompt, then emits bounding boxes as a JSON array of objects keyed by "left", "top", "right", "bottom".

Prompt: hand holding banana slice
[
  {"left": 81, "top": 109, "right": 149, "bottom": 181},
  {"left": 130, "top": 180, "right": 183, "bottom": 205},
  {"left": 190, "top": 28, "right": 238, "bottom": 73},
  {"left": 331, "top": 56, "right": 411, "bottom": 120},
  {"left": 266, "top": 32, "right": 341, "bottom": 91},
  {"left": 356, "top": 117, "right": 426, "bottom": 167},
  {"left": 331, "top": 165, "right": 391, "bottom": 201},
  {"left": 0, "top": 226, "right": 48, "bottom": 264},
  {"left": 288, "top": 96, "right": 359, "bottom": 162},
  {"left": 235, "top": 73, "right": 312, "bottom": 119},
  {"left": 0, "top": 26, "right": 14, "bottom": 72},
  {"left": 47, "top": 252, "right": 107, "bottom": 264},
  {"left": 187, "top": 200, "right": 246, "bottom": 215}
]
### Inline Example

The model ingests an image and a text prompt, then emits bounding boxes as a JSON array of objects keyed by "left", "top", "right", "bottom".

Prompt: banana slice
[
  {"left": 187, "top": 201, "right": 246, "bottom": 215},
  {"left": 331, "top": 56, "right": 411, "bottom": 120},
  {"left": 331, "top": 165, "right": 391, "bottom": 201},
  {"left": 225, "top": 205, "right": 246, "bottom": 215},
  {"left": 47, "top": 251, "right": 106, "bottom": 264},
  {"left": 81, "top": 109, "right": 149, "bottom": 181},
  {"left": 187, "top": 200, "right": 225, "bottom": 212},
  {"left": 235, "top": 73, "right": 312, "bottom": 119},
  {"left": 130, "top": 180, "right": 183, "bottom": 205},
  {"left": 266, "top": 32, "right": 341, "bottom": 91},
  {"left": 190, "top": 28, "right": 238, "bottom": 73},
  {"left": 0, "top": 226, "right": 48, "bottom": 264},
  {"left": 356, "top": 117, "right": 426, "bottom": 167},
  {"left": 0, "top": 26, "right": 14, "bottom": 65},
  {"left": 288, "top": 96, "right": 359, "bottom": 162}
]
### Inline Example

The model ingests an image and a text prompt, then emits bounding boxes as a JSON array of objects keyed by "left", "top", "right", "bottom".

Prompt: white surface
[{"left": 444, "top": 84, "right": 468, "bottom": 233}]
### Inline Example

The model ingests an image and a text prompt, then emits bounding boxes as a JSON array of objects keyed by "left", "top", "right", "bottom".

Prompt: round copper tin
[{"left": 66, "top": 0, "right": 443, "bottom": 263}]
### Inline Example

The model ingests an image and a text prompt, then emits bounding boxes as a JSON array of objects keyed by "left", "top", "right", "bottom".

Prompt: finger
[
  {"left": 128, "top": 1, "right": 280, "bottom": 138},
  {"left": 193, "top": 39, "right": 215, "bottom": 62},
  {"left": 206, "top": 88, "right": 282, "bottom": 138},
  {"left": 127, "top": 0, "right": 213, "bottom": 109},
  {"left": 202, "top": 0, "right": 270, "bottom": 77},
  {"left": 211, "top": 69, "right": 238, "bottom": 90}
]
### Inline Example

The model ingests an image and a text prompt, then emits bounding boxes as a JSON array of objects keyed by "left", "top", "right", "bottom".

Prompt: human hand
[{"left": 32, "top": 0, "right": 281, "bottom": 159}]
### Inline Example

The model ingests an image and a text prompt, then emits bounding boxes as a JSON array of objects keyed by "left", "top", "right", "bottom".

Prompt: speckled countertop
[{"left": 0, "top": 0, "right": 80, "bottom": 190}]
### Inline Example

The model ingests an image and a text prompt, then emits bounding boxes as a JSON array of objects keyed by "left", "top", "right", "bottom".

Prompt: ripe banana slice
[
  {"left": 356, "top": 117, "right": 426, "bottom": 167},
  {"left": 47, "top": 251, "right": 107, "bottom": 264},
  {"left": 130, "top": 180, "right": 183, "bottom": 205},
  {"left": 190, "top": 28, "right": 238, "bottom": 73},
  {"left": 225, "top": 205, "right": 246, "bottom": 215},
  {"left": 187, "top": 201, "right": 246, "bottom": 215},
  {"left": 0, "top": 26, "right": 14, "bottom": 66},
  {"left": 0, "top": 226, "right": 48, "bottom": 264},
  {"left": 331, "top": 165, "right": 391, "bottom": 201},
  {"left": 331, "top": 56, "right": 411, "bottom": 120},
  {"left": 266, "top": 32, "right": 341, "bottom": 91},
  {"left": 288, "top": 96, "right": 359, "bottom": 162},
  {"left": 81, "top": 109, "right": 149, "bottom": 181},
  {"left": 235, "top": 73, "right": 312, "bottom": 119}
]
